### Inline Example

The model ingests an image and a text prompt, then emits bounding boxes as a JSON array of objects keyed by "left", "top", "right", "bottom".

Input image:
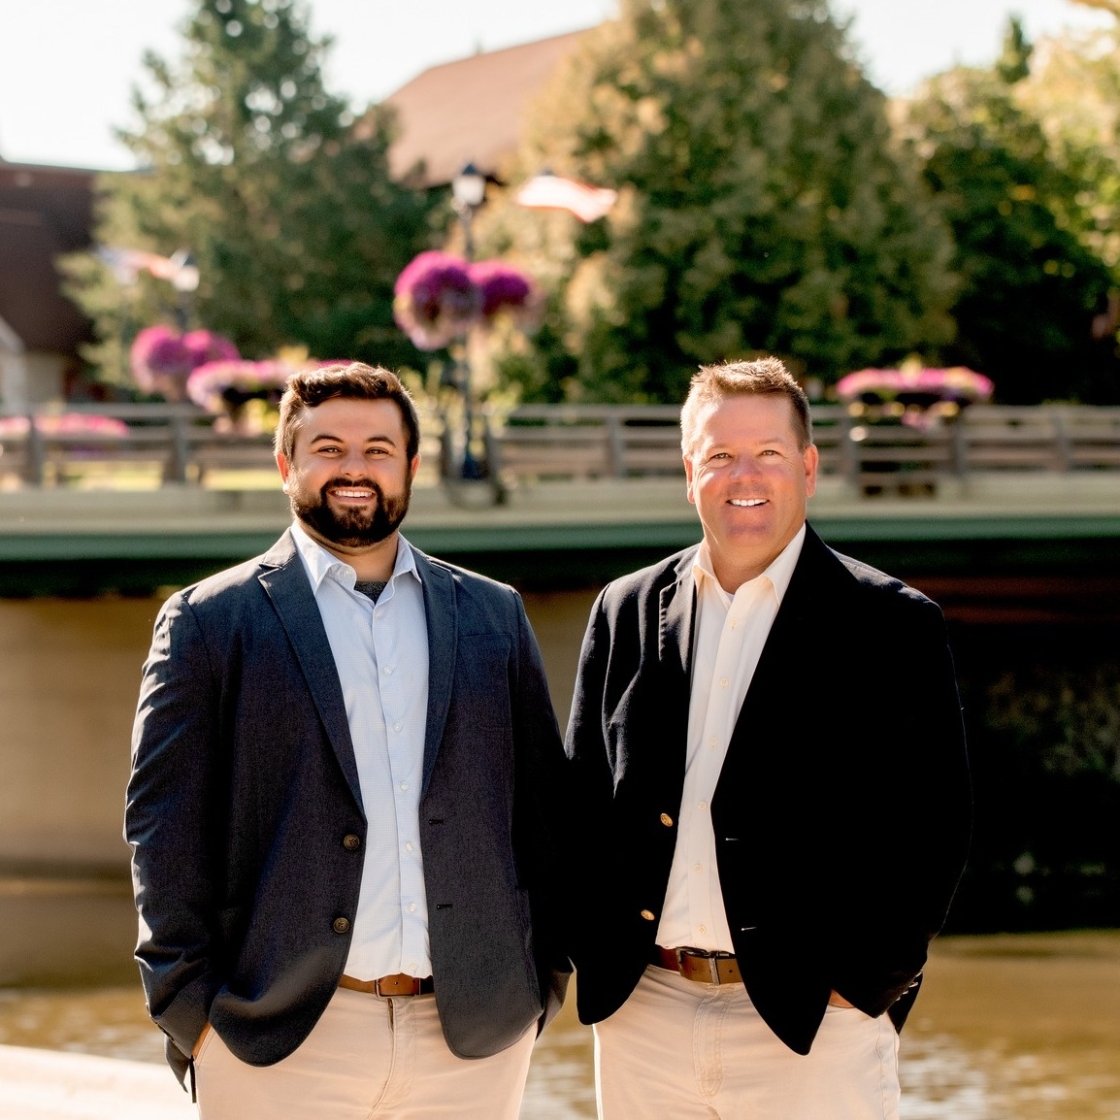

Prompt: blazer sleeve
[
  {"left": 827, "top": 595, "right": 972, "bottom": 1019},
  {"left": 124, "top": 592, "right": 225, "bottom": 1064},
  {"left": 509, "top": 591, "right": 572, "bottom": 1028}
]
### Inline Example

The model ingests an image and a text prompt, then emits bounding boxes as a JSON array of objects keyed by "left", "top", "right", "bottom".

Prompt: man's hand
[{"left": 828, "top": 990, "right": 854, "bottom": 1008}]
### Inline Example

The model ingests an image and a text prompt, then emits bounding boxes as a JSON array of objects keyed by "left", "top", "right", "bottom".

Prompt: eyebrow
[{"left": 308, "top": 431, "right": 399, "bottom": 446}]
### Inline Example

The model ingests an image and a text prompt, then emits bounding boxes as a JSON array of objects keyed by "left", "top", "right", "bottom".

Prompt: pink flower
[
  {"left": 393, "top": 251, "right": 480, "bottom": 351},
  {"left": 129, "top": 326, "right": 240, "bottom": 400},
  {"left": 186, "top": 359, "right": 295, "bottom": 414},
  {"left": 468, "top": 260, "right": 539, "bottom": 327},
  {"left": 836, "top": 367, "right": 993, "bottom": 405}
]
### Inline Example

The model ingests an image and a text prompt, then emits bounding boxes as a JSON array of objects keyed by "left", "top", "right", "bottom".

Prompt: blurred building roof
[
  {"left": 383, "top": 30, "right": 588, "bottom": 187},
  {"left": 0, "top": 159, "right": 95, "bottom": 354}
]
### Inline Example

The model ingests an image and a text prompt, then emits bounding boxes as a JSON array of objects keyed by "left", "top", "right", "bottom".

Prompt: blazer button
[
  {"left": 332, "top": 917, "right": 351, "bottom": 934},
  {"left": 640, "top": 909, "right": 656, "bottom": 922},
  {"left": 342, "top": 834, "right": 361, "bottom": 851},
  {"left": 659, "top": 813, "right": 674, "bottom": 827}
]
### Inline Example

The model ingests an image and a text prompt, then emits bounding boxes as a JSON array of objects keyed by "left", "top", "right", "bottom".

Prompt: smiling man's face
[
  {"left": 277, "top": 396, "right": 418, "bottom": 557},
  {"left": 684, "top": 393, "right": 818, "bottom": 592}
]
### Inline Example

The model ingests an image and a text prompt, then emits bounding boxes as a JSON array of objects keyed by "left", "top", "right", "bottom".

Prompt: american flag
[
  {"left": 98, "top": 246, "right": 183, "bottom": 284},
  {"left": 514, "top": 172, "right": 617, "bottom": 223}
]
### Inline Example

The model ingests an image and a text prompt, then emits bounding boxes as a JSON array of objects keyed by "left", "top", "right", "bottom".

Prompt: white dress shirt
[
  {"left": 656, "top": 524, "right": 806, "bottom": 952},
  {"left": 290, "top": 523, "right": 431, "bottom": 979}
]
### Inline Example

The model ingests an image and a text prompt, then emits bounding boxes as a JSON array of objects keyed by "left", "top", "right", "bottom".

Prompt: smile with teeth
[
  {"left": 729, "top": 498, "right": 767, "bottom": 507},
  {"left": 331, "top": 487, "right": 375, "bottom": 499}
]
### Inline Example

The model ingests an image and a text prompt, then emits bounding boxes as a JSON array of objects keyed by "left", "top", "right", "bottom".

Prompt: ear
[
  {"left": 803, "top": 443, "right": 819, "bottom": 499},
  {"left": 409, "top": 454, "right": 421, "bottom": 481},
  {"left": 276, "top": 453, "right": 290, "bottom": 491},
  {"left": 683, "top": 454, "right": 697, "bottom": 506}
]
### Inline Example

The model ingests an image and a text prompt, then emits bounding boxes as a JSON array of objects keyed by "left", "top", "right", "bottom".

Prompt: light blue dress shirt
[{"left": 290, "top": 523, "right": 431, "bottom": 979}]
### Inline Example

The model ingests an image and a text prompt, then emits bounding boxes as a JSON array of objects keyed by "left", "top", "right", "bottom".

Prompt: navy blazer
[
  {"left": 559, "top": 525, "right": 971, "bottom": 1054},
  {"left": 126, "top": 531, "right": 567, "bottom": 1083}
]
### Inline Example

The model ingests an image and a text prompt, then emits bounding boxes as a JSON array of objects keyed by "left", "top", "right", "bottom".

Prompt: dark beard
[{"left": 291, "top": 476, "right": 411, "bottom": 547}]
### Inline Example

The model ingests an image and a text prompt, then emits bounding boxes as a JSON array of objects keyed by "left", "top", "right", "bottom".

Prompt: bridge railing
[{"left": 1, "top": 402, "right": 1119, "bottom": 490}]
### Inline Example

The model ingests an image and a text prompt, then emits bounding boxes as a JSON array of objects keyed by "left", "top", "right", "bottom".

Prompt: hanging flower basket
[
  {"left": 130, "top": 326, "right": 239, "bottom": 401},
  {"left": 393, "top": 251, "right": 539, "bottom": 350},
  {"left": 393, "top": 251, "right": 481, "bottom": 351},
  {"left": 186, "top": 358, "right": 297, "bottom": 432},
  {"left": 836, "top": 366, "right": 994, "bottom": 429}
]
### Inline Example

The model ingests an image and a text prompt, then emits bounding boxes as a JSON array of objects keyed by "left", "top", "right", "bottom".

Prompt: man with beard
[{"left": 126, "top": 363, "right": 568, "bottom": 1118}]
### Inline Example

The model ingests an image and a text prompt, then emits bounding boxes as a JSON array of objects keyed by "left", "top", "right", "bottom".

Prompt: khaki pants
[
  {"left": 194, "top": 987, "right": 535, "bottom": 1119},
  {"left": 594, "top": 965, "right": 900, "bottom": 1120}
]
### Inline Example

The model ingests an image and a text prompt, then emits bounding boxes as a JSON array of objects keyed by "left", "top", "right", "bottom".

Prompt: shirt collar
[
  {"left": 290, "top": 520, "right": 419, "bottom": 593},
  {"left": 692, "top": 523, "right": 806, "bottom": 606}
]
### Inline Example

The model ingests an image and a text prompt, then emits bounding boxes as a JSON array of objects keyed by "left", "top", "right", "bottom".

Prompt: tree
[
  {"left": 66, "top": 0, "right": 433, "bottom": 387},
  {"left": 488, "top": 0, "right": 956, "bottom": 403},
  {"left": 903, "top": 19, "right": 1120, "bottom": 403}
]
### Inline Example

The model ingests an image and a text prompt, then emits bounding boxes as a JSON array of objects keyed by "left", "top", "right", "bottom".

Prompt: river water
[
  {"left": 1, "top": 593, "right": 1118, "bottom": 1116},
  {"left": 0, "top": 931, "right": 1117, "bottom": 1118}
]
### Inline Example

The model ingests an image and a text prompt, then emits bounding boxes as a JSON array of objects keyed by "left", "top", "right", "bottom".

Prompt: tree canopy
[
  {"left": 492, "top": 0, "right": 957, "bottom": 403},
  {"left": 67, "top": 0, "right": 433, "bottom": 386},
  {"left": 903, "top": 19, "right": 1120, "bottom": 403}
]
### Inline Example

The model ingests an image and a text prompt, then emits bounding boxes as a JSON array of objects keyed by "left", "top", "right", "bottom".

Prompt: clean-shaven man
[
  {"left": 127, "top": 362, "right": 567, "bottom": 1118},
  {"left": 560, "top": 358, "right": 971, "bottom": 1119}
]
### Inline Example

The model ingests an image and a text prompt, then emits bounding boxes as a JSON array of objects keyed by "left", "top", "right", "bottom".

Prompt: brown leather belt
[
  {"left": 339, "top": 973, "right": 434, "bottom": 997},
  {"left": 653, "top": 946, "right": 742, "bottom": 986}
]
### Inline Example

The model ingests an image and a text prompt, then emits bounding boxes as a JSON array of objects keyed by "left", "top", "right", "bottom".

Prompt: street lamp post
[
  {"left": 449, "top": 163, "right": 487, "bottom": 481},
  {"left": 170, "top": 250, "right": 200, "bottom": 332}
]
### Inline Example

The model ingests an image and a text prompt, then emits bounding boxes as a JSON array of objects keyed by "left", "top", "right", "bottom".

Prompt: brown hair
[
  {"left": 680, "top": 357, "right": 812, "bottom": 455},
  {"left": 274, "top": 362, "right": 421, "bottom": 462}
]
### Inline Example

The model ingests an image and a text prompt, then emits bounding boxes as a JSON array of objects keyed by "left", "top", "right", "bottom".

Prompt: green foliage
[
  {"left": 499, "top": 0, "right": 956, "bottom": 403},
  {"left": 65, "top": 0, "right": 433, "bottom": 385},
  {"left": 904, "top": 23, "right": 1120, "bottom": 404}
]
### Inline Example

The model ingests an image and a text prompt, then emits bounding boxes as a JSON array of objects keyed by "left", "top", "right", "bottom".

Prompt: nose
[{"left": 338, "top": 448, "right": 367, "bottom": 477}]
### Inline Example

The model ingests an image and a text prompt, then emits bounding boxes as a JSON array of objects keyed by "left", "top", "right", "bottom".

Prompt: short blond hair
[{"left": 680, "top": 358, "right": 812, "bottom": 456}]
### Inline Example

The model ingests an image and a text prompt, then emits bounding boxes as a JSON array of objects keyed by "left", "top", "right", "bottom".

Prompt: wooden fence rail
[{"left": 2, "top": 403, "right": 1120, "bottom": 490}]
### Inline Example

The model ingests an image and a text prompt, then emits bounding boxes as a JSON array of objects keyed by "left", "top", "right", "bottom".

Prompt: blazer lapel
[
  {"left": 732, "top": 525, "right": 846, "bottom": 739},
  {"left": 414, "top": 549, "right": 456, "bottom": 797},
  {"left": 658, "top": 550, "right": 698, "bottom": 760},
  {"left": 257, "top": 531, "right": 363, "bottom": 809}
]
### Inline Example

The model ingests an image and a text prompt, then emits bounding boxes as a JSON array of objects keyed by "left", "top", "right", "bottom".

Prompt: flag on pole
[
  {"left": 514, "top": 171, "right": 617, "bottom": 223},
  {"left": 98, "top": 246, "right": 184, "bottom": 285}
]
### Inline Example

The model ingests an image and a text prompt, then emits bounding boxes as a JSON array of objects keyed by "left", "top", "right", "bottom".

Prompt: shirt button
[
  {"left": 393, "top": 722, "right": 402, "bottom": 732},
  {"left": 342, "top": 834, "right": 361, "bottom": 851},
  {"left": 720, "top": 677, "right": 728, "bottom": 689},
  {"left": 384, "top": 666, "right": 394, "bottom": 675},
  {"left": 399, "top": 781, "right": 409, "bottom": 792},
  {"left": 730, "top": 618, "right": 738, "bottom": 629},
  {"left": 698, "top": 924, "right": 707, "bottom": 934},
  {"left": 693, "top": 863, "right": 702, "bottom": 874},
  {"left": 405, "top": 841, "right": 414, "bottom": 852},
  {"left": 407, "top": 902, "right": 417, "bottom": 913},
  {"left": 659, "top": 813, "right": 674, "bottom": 827},
  {"left": 709, "top": 737, "right": 717, "bottom": 748},
  {"left": 375, "top": 609, "right": 384, "bottom": 620},
  {"left": 640, "top": 909, "right": 656, "bottom": 922},
  {"left": 332, "top": 917, "right": 350, "bottom": 934},
  {"left": 698, "top": 801, "right": 708, "bottom": 811}
]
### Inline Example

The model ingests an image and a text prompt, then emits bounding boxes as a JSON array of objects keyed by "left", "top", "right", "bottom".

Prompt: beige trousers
[
  {"left": 594, "top": 965, "right": 900, "bottom": 1120},
  {"left": 193, "top": 987, "right": 535, "bottom": 1120}
]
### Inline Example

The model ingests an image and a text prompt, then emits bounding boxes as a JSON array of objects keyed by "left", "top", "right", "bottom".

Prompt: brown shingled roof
[
  {"left": 383, "top": 30, "right": 588, "bottom": 187},
  {"left": 0, "top": 161, "right": 95, "bottom": 353}
]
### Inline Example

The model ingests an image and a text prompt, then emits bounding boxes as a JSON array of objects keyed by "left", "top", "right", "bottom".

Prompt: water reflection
[{"left": 1, "top": 931, "right": 1116, "bottom": 1118}]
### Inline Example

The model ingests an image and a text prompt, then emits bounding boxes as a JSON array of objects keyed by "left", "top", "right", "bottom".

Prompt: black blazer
[
  {"left": 559, "top": 525, "right": 971, "bottom": 1054},
  {"left": 126, "top": 532, "right": 567, "bottom": 1083}
]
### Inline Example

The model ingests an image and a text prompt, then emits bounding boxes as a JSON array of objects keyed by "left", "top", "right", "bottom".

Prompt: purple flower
[
  {"left": 186, "top": 359, "right": 295, "bottom": 414},
  {"left": 393, "top": 251, "right": 481, "bottom": 351},
  {"left": 836, "top": 367, "right": 993, "bottom": 405},
  {"left": 183, "top": 329, "right": 240, "bottom": 369},
  {"left": 469, "top": 260, "right": 535, "bottom": 321},
  {"left": 130, "top": 325, "right": 240, "bottom": 400}
]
